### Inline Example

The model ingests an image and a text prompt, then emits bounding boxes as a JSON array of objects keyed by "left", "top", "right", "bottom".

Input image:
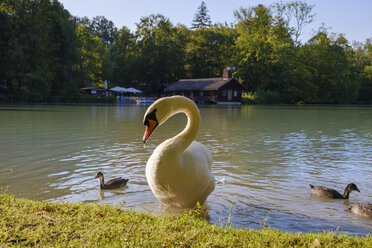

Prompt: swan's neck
[{"left": 171, "top": 98, "right": 200, "bottom": 151}]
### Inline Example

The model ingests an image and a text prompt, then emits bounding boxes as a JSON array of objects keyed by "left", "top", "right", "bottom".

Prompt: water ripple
[{"left": 1, "top": 104, "right": 372, "bottom": 235}]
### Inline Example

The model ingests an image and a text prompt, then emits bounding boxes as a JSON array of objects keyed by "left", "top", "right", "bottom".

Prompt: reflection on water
[{"left": 0, "top": 104, "right": 371, "bottom": 235}]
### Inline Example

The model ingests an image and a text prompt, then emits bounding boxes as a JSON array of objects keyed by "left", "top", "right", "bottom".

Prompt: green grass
[{"left": 0, "top": 193, "right": 371, "bottom": 247}]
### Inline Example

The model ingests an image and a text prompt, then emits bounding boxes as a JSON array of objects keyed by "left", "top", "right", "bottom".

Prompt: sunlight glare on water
[{"left": 0, "top": 104, "right": 371, "bottom": 235}]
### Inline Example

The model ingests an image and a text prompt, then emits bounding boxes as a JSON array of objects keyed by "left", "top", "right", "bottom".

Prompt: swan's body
[
  {"left": 309, "top": 183, "right": 359, "bottom": 199},
  {"left": 95, "top": 172, "right": 128, "bottom": 189},
  {"left": 143, "top": 96, "right": 215, "bottom": 208},
  {"left": 349, "top": 203, "right": 372, "bottom": 218}
]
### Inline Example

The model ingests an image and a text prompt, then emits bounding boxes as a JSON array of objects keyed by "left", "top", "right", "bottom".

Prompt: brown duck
[
  {"left": 349, "top": 202, "right": 372, "bottom": 218},
  {"left": 309, "top": 183, "right": 360, "bottom": 199},
  {"left": 95, "top": 172, "right": 129, "bottom": 189}
]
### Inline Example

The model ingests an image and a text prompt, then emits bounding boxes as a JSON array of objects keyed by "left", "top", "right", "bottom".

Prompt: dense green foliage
[
  {"left": 1, "top": 0, "right": 371, "bottom": 103},
  {"left": 1, "top": 193, "right": 371, "bottom": 247}
]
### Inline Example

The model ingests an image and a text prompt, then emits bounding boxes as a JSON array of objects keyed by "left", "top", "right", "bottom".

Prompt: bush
[
  {"left": 242, "top": 90, "right": 283, "bottom": 104},
  {"left": 241, "top": 92, "right": 256, "bottom": 104}
]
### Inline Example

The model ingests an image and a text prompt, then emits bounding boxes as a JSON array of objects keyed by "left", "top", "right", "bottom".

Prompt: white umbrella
[{"left": 127, "top": 87, "right": 142, "bottom": 94}]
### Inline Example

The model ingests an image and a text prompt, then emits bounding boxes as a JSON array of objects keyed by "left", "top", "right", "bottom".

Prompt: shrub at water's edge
[
  {"left": 242, "top": 90, "right": 284, "bottom": 104},
  {"left": 0, "top": 193, "right": 371, "bottom": 247}
]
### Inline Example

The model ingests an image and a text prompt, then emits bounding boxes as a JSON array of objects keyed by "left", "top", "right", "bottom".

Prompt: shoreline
[{"left": 1, "top": 193, "right": 371, "bottom": 247}]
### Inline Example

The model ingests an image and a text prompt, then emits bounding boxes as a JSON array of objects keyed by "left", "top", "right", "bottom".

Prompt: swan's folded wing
[{"left": 189, "top": 141, "right": 213, "bottom": 168}]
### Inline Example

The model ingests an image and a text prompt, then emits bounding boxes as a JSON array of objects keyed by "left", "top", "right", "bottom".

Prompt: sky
[{"left": 58, "top": 0, "right": 372, "bottom": 43}]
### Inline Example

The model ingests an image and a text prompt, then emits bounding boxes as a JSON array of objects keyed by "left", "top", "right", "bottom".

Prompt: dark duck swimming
[
  {"left": 309, "top": 183, "right": 360, "bottom": 199},
  {"left": 95, "top": 172, "right": 129, "bottom": 189}
]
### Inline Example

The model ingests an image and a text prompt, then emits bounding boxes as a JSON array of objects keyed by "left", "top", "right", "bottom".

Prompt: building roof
[{"left": 165, "top": 78, "right": 240, "bottom": 92}]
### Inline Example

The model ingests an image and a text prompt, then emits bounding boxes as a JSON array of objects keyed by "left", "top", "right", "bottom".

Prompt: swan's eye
[{"left": 144, "top": 109, "right": 157, "bottom": 126}]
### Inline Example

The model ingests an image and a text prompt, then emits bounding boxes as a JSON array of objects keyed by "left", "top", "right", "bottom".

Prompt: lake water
[{"left": 1, "top": 104, "right": 371, "bottom": 235}]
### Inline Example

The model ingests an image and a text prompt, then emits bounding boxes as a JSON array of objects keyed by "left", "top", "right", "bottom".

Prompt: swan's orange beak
[{"left": 143, "top": 119, "right": 157, "bottom": 143}]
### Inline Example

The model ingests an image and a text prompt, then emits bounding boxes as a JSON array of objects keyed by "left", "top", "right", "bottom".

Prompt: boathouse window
[
  {"left": 222, "top": 90, "right": 227, "bottom": 97},
  {"left": 234, "top": 90, "right": 238, "bottom": 97},
  {"left": 200, "top": 91, "right": 204, "bottom": 96},
  {"left": 190, "top": 91, "right": 194, "bottom": 97}
]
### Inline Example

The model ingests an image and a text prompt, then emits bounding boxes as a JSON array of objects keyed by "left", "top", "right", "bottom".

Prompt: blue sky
[{"left": 58, "top": 0, "right": 372, "bottom": 43}]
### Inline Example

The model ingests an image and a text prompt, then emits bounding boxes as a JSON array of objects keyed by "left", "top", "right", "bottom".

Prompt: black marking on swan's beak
[{"left": 143, "top": 109, "right": 158, "bottom": 143}]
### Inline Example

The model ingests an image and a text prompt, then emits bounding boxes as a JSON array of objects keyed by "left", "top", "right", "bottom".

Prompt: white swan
[{"left": 143, "top": 96, "right": 215, "bottom": 208}]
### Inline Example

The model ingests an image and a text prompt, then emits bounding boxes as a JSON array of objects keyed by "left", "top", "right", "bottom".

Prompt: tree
[
  {"left": 110, "top": 26, "right": 136, "bottom": 87},
  {"left": 233, "top": 5, "right": 294, "bottom": 96},
  {"left": 134, "top": 14, "right": 184, "bottom": 95},
  {"left": 170, "top": 24, "right": 190, "bottom": 80},
  {"left": 353, "top": 39, "right": 372, "bottom": 102},
  {"left": 90, "top": 16, "right": 117, "bottom": 46},
  {"left": 0, "top": 1, "right": 12, "bottom": 100},
  {"left": 185, "top": 24, "right": 236, "bottom": 78},
  {"left": 0, "top": 0, "right": 367, "bottom": 104},
  {"left": 47, "top": 1, "right": 81, "bottom": 97},
  {"left": 75, "top": 24, "right": 109, "bottom": 88},
  {"left": 1, "top": 0, "right": 80, "bottom": 102},
  {"left": 296, "top": 32, "right": 360, "bottom": 103},
  {"left": 361, "top": 39, "right": 372, "bottom": 80},
  {"left": 271, "top": 0, "right": 315, "bottom": 46},
  {"left": 191, "top": 1, "right": 212, "bottom": 29}
]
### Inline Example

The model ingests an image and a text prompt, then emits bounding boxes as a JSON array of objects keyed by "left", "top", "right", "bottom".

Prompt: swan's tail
[{"left": 215, "top": 177, "right": 225, "bottom": 184}]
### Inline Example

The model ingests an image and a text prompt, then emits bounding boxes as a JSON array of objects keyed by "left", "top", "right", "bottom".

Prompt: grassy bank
[{"left": 0, "top": 194, "right": 371, "bottom": 247}]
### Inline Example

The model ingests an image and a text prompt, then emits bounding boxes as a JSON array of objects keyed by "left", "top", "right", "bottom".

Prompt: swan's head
[{"left": 143, "top": 97, "right": 176, "bottom": 143}]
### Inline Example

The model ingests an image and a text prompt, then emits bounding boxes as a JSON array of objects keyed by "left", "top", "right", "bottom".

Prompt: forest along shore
[{"left": 1, "top": 1, "right": 371, "bottom": 104}]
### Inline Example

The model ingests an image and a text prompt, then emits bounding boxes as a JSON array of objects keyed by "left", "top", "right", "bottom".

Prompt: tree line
[{"left": 1, "top": 0, "right": 371, "bottom": 104}]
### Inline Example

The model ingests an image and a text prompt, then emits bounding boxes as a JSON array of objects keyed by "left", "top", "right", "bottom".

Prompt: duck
[
  {"left": 94, "top": 172, "right": 129, "bottom": 189},
  {"left": 143, "top": 96, "right": 215, "bottom": 208},
  {"left": 309, "top": 183, "right": 360, "bottom": 199},
  {"left": 349, "top": 202, "right": 372, "bottom": 218}
]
